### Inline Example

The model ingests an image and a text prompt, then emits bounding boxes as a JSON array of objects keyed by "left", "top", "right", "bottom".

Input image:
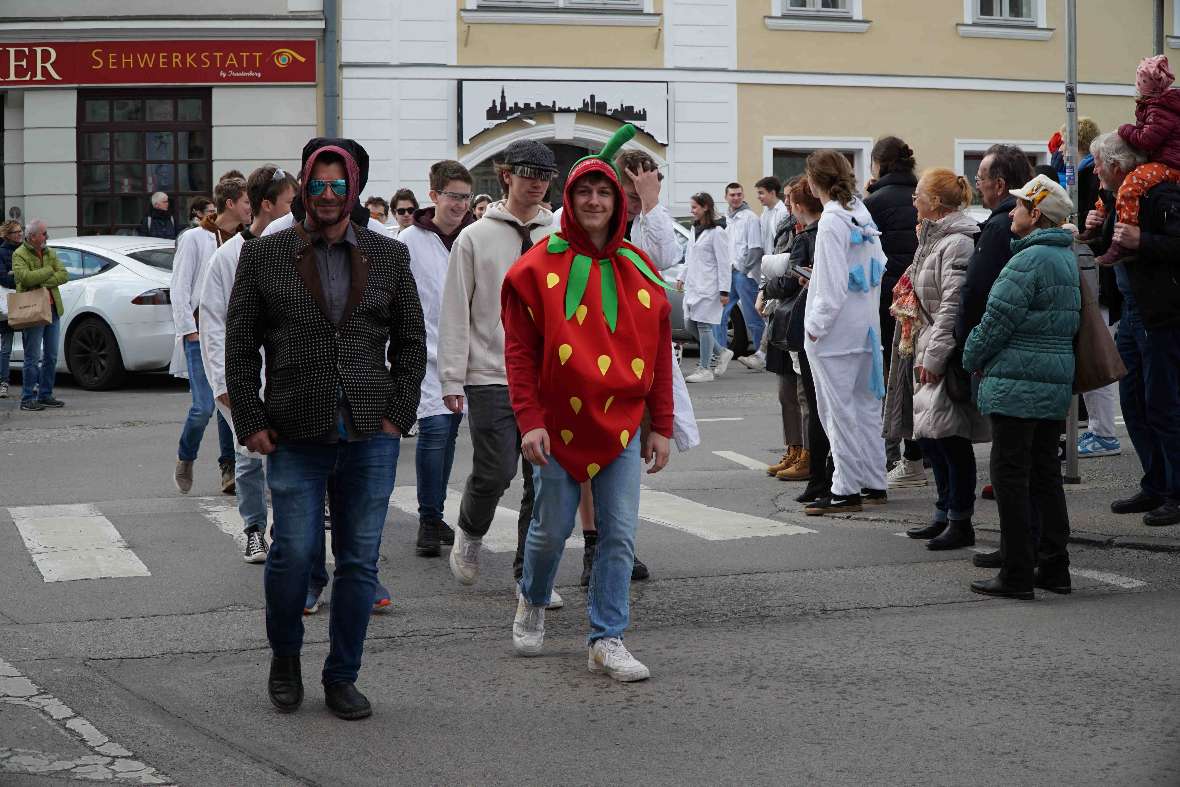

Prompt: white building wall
[
  {"left": 211, "top": 86, "right": 318, "bottom": 180},
  {"left": 664, "top": 0, "right": 737, "bottom": 70},
  {"left": 667, "top": 81, "right": 737, "bottom": 213},
  {"left": 3, "top": 92, "right": 26, "bottom": 223},
  {"left": 21, "top": 89, "right": 77, "bottom": 237}
]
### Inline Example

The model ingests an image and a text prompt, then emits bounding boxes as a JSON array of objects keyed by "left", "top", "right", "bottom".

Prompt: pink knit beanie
[{"left": 1137, "top": 55, "right": 1174, "bottom": 97}]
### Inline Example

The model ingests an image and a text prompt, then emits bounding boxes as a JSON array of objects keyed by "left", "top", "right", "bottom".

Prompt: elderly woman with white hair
[
  {"left": 1087, "top": 130, "right": 1180, "bottom": 529},
  {"left": 141, "top": 191, "right": 177, "bottom": 239}
]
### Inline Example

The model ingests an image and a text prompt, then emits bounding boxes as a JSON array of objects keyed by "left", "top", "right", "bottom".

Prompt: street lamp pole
[
  {"left": 1063, "top": 0, "right": 1081, "bottom": 484},
  {"left": 1155, "top": 0, "right": 1166, "bottom": 55}
]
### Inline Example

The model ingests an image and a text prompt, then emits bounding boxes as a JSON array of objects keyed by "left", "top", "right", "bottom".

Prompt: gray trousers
[{"left": 457, "top": 385, "right": 535, "bottom": 578}]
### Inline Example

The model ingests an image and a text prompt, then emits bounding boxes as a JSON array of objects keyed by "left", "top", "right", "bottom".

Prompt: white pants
[
  {"left": 1081, "top": 307, "right": 1120, "bottom": 439},
  {"left": 811, "top": 350, "right": 887, "bottom": 496}
]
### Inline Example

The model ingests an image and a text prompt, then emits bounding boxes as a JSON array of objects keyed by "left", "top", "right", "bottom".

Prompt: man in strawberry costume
[{"left": 502, "top": 125, "right": 674, "bottom": 681}]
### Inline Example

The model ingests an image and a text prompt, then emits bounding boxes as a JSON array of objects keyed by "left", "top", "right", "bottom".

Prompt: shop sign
[
  {"left": 460, "top": 80, "right": 669, "bottom": 145},
  {"left": 0, "top": 40, "right": 317, "bottom": 86}
]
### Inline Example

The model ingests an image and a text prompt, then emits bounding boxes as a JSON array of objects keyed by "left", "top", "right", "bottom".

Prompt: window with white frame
[
  {"left": 955, "top": 140, "right": 1047, "bottom": 207},
  {"left": 960, "top": 0, "right": 1050, "bottom": 39},
  {"left": 767, "top": 0, "right": 868, "bottom": 32},
  {"left": 764, "top": 137, "right": 873, "bottom": 193},
  {"left": 783, "top": 0, "right": 850, "bottom": 15},
  {"left": 463, "top": 0, "right": 658, "bottom": 25},
  {"left": 474, "top": 0, "right": 644, "bottom": 11},
  {"left": 975, "top": 0, "right": 1034, "bottom": 25}
]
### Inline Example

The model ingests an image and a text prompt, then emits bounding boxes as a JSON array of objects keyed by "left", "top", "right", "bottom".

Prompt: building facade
[
  {"left": 1, "top": 1, "right": 324, "bottom": 236},
  {"left": 341, "top": 0, "right": 1169, "bottom": 217}
]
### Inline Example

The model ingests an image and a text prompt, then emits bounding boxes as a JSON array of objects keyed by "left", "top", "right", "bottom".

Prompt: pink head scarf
[{"left": 1137, "top": 55, "right": 1175, "bottom": 97}]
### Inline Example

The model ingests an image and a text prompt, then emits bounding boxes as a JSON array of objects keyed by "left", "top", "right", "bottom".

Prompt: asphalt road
[{"left": 0, "top": 366, "right": 1178, "bottom": 786}]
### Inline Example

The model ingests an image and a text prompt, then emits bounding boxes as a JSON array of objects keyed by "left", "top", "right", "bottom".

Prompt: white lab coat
[
  {"left": 678, "top": 224, "right": 732, "bottom": 326},
  {"left": 727, "top": 203, "right": 763, "bottom": 275},
  {"left": 804, "top": 197, "right": 887, "bottom": 496},
  {"left": 758, "top": 200, "right": 789, "bottom": 281},
  {"left": 398, "top": 223, "right": 457, "bottom": 421},
  {"left": 168, "top": 227, "right": 217, "bottom": 378}
]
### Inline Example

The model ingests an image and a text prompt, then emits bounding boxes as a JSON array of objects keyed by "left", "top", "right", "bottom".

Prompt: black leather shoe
[
  {"left": 972, "top": 549, "right": 1002, "bottom": 568},
  {"left": 971, "top": 576, "right": 1034, "bottom": 600},
  {"left": 1143, "top": 501, "right": 1180, "bottom": 527},
  {"left": 268, "top": 656, "right": 303, "bottom": 713},
  {"left": 1111, "top": 491, "right": 1164, "bottom": 515},
  {"left": 631, "top": 556, "right": 650, "bottom": 582},
  {"left": 795, "top": 487, "right": 825, "bottom": 504},
  {"left": 906, "top": 521, "right": 945, "bottom": 539},
  {"left": 1033, "top": 564, "right": 1072, "bottom": 594},
  {"left": 415, "top": 521, "right": 441, "bottom": 557},
  {"left": 324, "top": 681, "right": 372, "bottom": 720},
  {"left": 861, "top": 488, "right": 888, "bottom": 505},
  {"left": 927, "top": 519, "right": 975, "bottom": 551},
  {"left": 804, "top": 493, "right": 862, "bottom": 516},
  {"left": 438, "top": 521, "right": 455, "bottom": 546}
]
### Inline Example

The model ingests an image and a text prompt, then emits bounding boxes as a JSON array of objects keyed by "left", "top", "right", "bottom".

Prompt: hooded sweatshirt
[
  {"left": 501, "top": 158, "right": 674, "bottom": 482},
  {"left": 399, "top": 206, "right": 476, "bottom": 419},
  {"left": 437, "top": 200, "right": 556, "bottom": 395}
]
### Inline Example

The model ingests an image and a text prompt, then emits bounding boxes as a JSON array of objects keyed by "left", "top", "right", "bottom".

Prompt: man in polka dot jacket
[
  {"left": 225, "top": 138, "right": 426, "bottom": 720},
  {"left": 502, "top": 126, "right": 673, "bottom": 681}
]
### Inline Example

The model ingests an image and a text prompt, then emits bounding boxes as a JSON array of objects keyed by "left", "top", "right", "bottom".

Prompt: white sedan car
[{"left": 10, "top": 236, "right": 176, "bottom": 390}]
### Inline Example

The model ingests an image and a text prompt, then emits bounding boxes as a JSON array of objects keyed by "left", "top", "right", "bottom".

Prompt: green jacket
[
  {"left": 962, "top": 228, "right": 1080, "bottom": 421},
  {"left": 12, "top": 242, "right": 67, "bottom": 317}
]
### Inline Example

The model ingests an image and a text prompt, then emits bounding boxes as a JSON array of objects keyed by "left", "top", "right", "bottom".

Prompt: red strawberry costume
[{"left": 501, "top": 138, "right": 674, "bottom": 482}]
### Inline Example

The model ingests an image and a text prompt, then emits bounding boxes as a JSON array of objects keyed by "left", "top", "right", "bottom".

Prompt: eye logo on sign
[{"left": 271, "top": 48, "right": 306, "bottom": 68}]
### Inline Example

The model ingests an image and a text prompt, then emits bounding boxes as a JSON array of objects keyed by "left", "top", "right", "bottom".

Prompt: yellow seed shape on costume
[
  {"left": 561, "top": 429, "right": 574, "bottom": 445},
  {"left": 604, "top": 395, "right": 615, "bottom": 413},
  {"left": 575, "top": 304, "right": 588, "bottom": 325},
  {"left": 587, "top": 463, "right": 601, "bottom": 479},
  {"left": 527, "top": 306, "right": 535, "bottom": 322},
  {"left": 558, "top": 344, "right": 573, "bottom": 365},
  {"left": 637, "top": 289, "right": 651, "bottom": 309},
  {"left": 546, "top": 272, "right": 560, "bottom": 289},
  {"left": 631, "top": 358, "right": 645, "bottom": 379},
  {"left": 570, "top": 396, "right": 583, "bottom": 415},
  {"left": 597, "top": 355, "right": 612, "bottom": 376},
  {"left": 620, "top": 430, "right": 630, "bottom": 448}
]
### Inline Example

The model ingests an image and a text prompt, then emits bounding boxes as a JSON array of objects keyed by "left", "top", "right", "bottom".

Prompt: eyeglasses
[
  {"left": 438, "top": 190, "right": 473, "bottom": 202},
  {"left": 307, "top": 179, "right": 347, "bottom": 197},
  {"left": 395, "top": 207, "right": 415, "bottom": 216},
  {"left": 510, "top": 165, "right": 556, "bottom": 182}
]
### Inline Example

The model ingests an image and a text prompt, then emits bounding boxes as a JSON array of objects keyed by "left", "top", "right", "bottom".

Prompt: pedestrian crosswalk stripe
[
  {"left": 637, "top": 486, "right": 816, "bottom": 540},
  {"left": 697, "top": 417, "right": 745, "bottom": 423},
  {"left": 197, "top": 500, "right": 333, "bottom": 564},
  {"left": 966, "top": 547, "right": 1146, "bottom": 589},
  {"left": 713, "top": 450, "right": 771, "bottom": 471},
  {"left": 7, "top": 504, "right": 151, "bottom": 583}
]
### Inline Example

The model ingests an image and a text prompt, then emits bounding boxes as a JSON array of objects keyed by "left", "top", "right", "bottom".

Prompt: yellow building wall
[
  {"left": 456, "top": 0, "right": 665, "bottom": 68},
  {"left": 735, "top": 83, "right": 1135, "bottom": 190},
  {"left": 736, "top": 0, "right": 1152, "bottom": 85}
]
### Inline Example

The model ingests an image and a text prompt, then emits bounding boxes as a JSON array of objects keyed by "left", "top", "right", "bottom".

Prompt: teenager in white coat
[
  {"left": 801, "top": 151, "right": 888, "bottom": 514},
  {"left": 677, "top": 192, "right": 732, "bottom": 383}
]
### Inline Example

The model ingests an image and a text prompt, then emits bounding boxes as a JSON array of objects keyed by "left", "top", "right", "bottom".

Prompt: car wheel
[{"left": 66, "top": 317, "right": 126, "bottom": 390}]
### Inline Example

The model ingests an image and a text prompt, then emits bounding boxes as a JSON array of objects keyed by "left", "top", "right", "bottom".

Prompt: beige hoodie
[{"left": 437, "top": 200, "right": 556, "bottom": 396}]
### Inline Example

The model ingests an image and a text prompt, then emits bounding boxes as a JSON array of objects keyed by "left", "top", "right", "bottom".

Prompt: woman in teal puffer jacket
[{"left": 963, "top": 174, "right": 1080, "bottom": 601}]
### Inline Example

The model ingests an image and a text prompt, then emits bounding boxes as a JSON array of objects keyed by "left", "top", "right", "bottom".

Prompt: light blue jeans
[
  {"left": 520, "top": 438, "right": 641, "bottom": 643},
  {"left": 236, "top": 454, "right": 267, "bottom": 533},
  {"left": 713, "top": 269, "right": 765, "bottom": 351},
  {"left": 689, "top": 318, "right": 720, "bottom": 372}
]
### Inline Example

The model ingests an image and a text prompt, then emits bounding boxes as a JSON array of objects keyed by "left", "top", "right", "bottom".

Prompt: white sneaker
[
  {"left": 737, "top": 354, "right": 766, "bottom": 371},
  {"left": 547, "top": 588, "right": 564, "bottom": 610},
  {"left": 513, "top": 596, "right": 545, "bottom": 656},
  {"left": 588, "top": 637, "right": 650, "bottom": 682},
  {"left": 886, "top": 458, "right": 927, "bottom": 488},
  {"left": 0, "top": 381, "right": 8, "bottom": 398},
  {"left": 713, "top": 347, "right": 735, "bottom": 376},
  {"left": 684, "top": 368, "right": 715, "bottom": 383},
  {"left": 449, "top": 527, "right": 481, "bottom": 585}
]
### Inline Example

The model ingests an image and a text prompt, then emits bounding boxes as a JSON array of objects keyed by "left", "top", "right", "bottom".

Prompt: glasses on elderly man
[{"left": 307, "top": 179, "right": 348, "bottom": 197}]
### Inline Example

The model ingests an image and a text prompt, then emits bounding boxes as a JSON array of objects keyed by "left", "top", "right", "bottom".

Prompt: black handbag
[{"left": 942, "top": 347, "right": 972, "bottom": 404}]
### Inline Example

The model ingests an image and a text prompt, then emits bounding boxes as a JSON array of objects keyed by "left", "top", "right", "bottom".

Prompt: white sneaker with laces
[
  {"left": 513, "top": 596, "right": 545, "bottom": 656},
  {"left": 684, "top": 368, "right": 715, "bottom": 383},
  {"left": 0, "top": 381, "right": 8, "bottom": 398},
  {"left": 713, "top": 347, "right": 735, "bottom": 376},
  {"left": 588, "top": 637, "right": 650, "bottom": 682},
  {"left": 243, "top": 529, "right": 268, "bottom": 563},
  {"left": 886, "top": 458, "right": 927, "bottom": 488},
  {"left": 546, "top": 588, "right": 564, "bottom": 610},
  {"left": 737, "top": 354, "right": 766, "bottom": 371},
  {"left": 450, "top": 527, "right": 482, "bottom": 585}
]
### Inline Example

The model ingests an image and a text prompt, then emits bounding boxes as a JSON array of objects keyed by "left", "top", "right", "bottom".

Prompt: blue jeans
[
  {"left": 236, "top": 454, "right": 267, "bottom": 533},
  {"left": 690, "top": 319, "right": 720, "bottom": 372},
  {"left": 713, "top": 269, "right": 765, "bottom": 350},
  {"left": 520, "top": 438, "right": 640, "bottom": 643},
  {"left": 178, "top": 338, "right": 235, "bottom": 466},
  {"left": 0, "top": 321, "right": 12, "bottom": 382},
  {"left": 918, "top": 436, "right": 977, "bottom": 522},
  {"left": 1117, "top": 307, "right": 1180, "bottom": 500},
  {"left": 20, "top": 312, "right": 59, "bottom": 402},
  {"left": 416, "top": 412, "right": 463, "bottom": 524},
  {"left": 265, "top": 434, "right": 399, "bottom": 684},
  {"left": 306, "top": 474, "right": 390, "bottom": 605}
]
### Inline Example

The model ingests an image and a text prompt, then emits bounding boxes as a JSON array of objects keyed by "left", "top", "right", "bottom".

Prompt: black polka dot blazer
[{"left": 225, "top": 222, "right": 426, "bottom": 443}]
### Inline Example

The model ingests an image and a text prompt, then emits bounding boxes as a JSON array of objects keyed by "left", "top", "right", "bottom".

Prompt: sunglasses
[
  {"left": 510, "top": 165, "right": 556, "bottom": 182},
  {"left": 307, "top": 179, "right": 348, "bottom": 197},
  {"left": 395, "top": 207, "right": 415, "bottom": 215}
]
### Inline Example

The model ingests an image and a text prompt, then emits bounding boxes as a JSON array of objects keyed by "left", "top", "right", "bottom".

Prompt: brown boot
[
  {"left": 767, "top": 446, "right": 800, "bottom": 476},
  {"left": 778, "top": 449, "right": 811, "bottom": 481}
]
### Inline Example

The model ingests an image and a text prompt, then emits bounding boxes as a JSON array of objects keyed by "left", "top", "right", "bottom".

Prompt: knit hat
[
  {"left": 1009, "top": 174, "right": 1073, "bottom": 224},
  {"left": 500, "top": 140, "right": 558, "bottom": 178},
  {"left": 1137, "top": 55, "right": 1174, "bottom": 97}
]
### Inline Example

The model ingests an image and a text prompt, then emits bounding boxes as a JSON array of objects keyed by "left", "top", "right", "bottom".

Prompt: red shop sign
[{"left": 0, "top": 40, "right": 317, "bottom": 86}]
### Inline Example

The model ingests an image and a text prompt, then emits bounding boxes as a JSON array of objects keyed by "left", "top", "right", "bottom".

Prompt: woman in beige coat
[{"left": 893, "top": 169, "right": 990, "bottom": 550}]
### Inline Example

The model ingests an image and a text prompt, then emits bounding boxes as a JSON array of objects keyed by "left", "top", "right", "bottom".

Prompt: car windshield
[{"left": 127, "top": 248, "right": 176, "bottom": 271}]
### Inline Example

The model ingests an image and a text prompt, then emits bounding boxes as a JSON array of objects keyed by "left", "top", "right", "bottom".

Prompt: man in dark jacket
[
  {"left": 1090, "top": 132, "right": 1180, "bottom": 527},
  {"left": 139, "top": 192, "right": 177, "bottom": 239},
  {"left": 225, "top": 138, "right": 426, "bottom": 720},
  {"left": 955, "top": 145, "right": 1034, "bottom": 347}
]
